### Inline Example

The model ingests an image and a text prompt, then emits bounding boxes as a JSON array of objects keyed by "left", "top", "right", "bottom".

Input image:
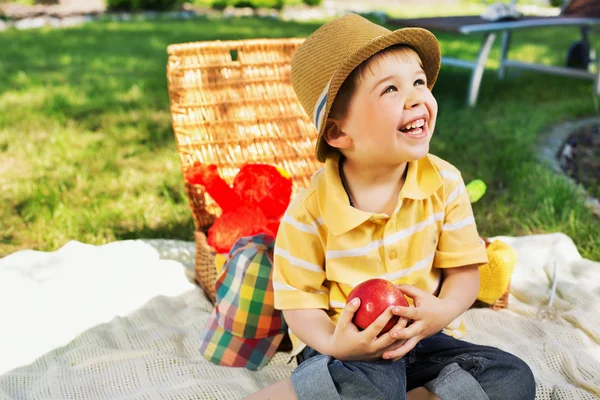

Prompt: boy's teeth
[
  {"left": 401, "top": 119, "right": 425, "bottom": 131},
  {"left": 405, "top": 128, "right": 423, "bottom": 136}
]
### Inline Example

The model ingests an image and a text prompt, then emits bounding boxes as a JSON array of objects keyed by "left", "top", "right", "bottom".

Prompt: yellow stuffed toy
[
  {"left": 477, "top": 238, "right": 518, "bottom": 305},
  {"left": 466, "top": 180, "right": 518, "bottom": 306}
]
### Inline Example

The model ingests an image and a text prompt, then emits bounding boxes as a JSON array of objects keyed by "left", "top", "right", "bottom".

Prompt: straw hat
[{"left": 291, "top": 14, "right": 441, "bottom": 162}]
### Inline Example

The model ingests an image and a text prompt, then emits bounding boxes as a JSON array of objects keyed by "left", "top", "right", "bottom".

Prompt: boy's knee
[
  {"left": 490, "top": 355, "right": 536, "bottom": 400},
  {"left": 510, "top": 357, "right": 536, "bottom": 400},
  {"left": 292, "top": 356, "right": 406, "bottom": 400},
  {"left": 329, "top": 359, "right": 407, "bottom": 399}
]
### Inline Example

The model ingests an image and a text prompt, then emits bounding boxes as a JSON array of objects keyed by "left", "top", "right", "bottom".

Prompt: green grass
[
  {"left": 382, "top": 3, "right": 488, "bottom": 18},
  {"left": 1, "top": 0, "right": 36, "bottom": 5},
  {"left": 189, "top": 0, "right": 487, "bottom": 17},
  {"left": 1, "top": 13, "right": 599, "bottom": 260},
  {"left": 190, "top": 0, "right": 303, "bottom": 7}
]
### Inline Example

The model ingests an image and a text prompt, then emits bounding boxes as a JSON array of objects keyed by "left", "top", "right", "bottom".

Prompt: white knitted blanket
[{"left": 0, "top": 233, "right": 598, "bottom": 399}]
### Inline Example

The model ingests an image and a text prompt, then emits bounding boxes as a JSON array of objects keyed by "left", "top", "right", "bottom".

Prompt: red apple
[{"left": 346, "top": 278, "right": 409, "bottom": 334}]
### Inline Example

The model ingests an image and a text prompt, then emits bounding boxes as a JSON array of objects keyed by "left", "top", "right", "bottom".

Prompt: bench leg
[
  {"left": 498, "top": 30, "right": 511, "bottom": 80},
  {"left": 582, "top": 26, "right": 600, "bottom": 96},
  {"left": 468, "top": 32, "right": 497, "bottom": 107}
]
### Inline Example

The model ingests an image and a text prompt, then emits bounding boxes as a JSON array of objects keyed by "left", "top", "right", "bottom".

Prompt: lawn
[{"left": 1, "top": 11, "right": 599, "bottom": 260}]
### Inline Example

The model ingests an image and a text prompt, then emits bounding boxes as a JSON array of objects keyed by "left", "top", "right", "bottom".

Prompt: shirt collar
[
  {"left": 400, "top": 153, "right": 444, "bottom": 200},
  {"left": 317, "top": 153, "right": 443, "bottom": 236}
]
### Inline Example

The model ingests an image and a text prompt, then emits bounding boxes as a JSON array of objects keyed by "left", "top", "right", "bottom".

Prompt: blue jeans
[{"left": 291, "top": 331, "right": 535, "bottom": 400}]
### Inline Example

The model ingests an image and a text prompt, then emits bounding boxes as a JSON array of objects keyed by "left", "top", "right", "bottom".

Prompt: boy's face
[{"left": 336, "top": 48, "right": 437, "bottom": 165}]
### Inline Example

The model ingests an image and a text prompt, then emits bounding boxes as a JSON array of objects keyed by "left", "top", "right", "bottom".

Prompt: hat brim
[
  {"left": 315, "top": 27, "right": 441, "bottom": 163},
  {"left": 200, "top": 309, "right": 284, "bottom": 371}
]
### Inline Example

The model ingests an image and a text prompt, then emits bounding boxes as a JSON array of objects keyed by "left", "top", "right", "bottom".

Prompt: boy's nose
[{"left": 404, "top": 90, "right": 424, "bottom": 109}]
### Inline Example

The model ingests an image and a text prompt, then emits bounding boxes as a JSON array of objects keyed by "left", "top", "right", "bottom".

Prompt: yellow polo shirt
[{"left": 273, "top": 153, "right": 488, "bottom": 357}]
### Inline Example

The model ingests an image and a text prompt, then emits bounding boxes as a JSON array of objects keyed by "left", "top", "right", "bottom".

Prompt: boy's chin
[
  {"left": 366, "top": 147, "right": 430, "bottom": 164},
  {"left": 400, "top": 148, "right": 430, "bottom": 162}
]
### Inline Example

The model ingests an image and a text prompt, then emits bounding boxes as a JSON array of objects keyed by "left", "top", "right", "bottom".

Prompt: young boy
[{"left": 247, "top": 14, "right": 535, "bottom": 400}]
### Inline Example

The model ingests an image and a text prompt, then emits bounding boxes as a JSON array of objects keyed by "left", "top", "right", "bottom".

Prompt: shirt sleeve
[
  {"left": 433, "top": 175, "right": 488, "bottom": 269},
  {"left": 273, "top": 196, "right": 329, "bottom": 311}
]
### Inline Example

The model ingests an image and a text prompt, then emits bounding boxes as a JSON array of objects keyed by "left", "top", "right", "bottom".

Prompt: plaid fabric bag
[{"left": 200, "top": 233, "right": 287, "bottom": 370}]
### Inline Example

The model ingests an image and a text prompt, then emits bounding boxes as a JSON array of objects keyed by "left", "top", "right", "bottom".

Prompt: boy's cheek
[{"left": 427, "top": 94, "right": 439, "bottom": 120}]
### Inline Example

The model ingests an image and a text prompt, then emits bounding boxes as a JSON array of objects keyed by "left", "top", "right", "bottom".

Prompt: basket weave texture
[
  {"left": 166, "top": 38, "right": 321, "bottom": 303},
  {"left": 166, "top": 38, "right": 509, "bottom": 310}
]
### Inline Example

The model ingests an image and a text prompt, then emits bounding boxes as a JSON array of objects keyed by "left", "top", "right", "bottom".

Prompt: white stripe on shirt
[
  {"left": 274, "top": 246, "right": 323, "bottom": 272},
  {"left": 273, "top": 281, "right": 299, "bottom": 291},
  {"left": 326, "top": 213, "right": 443, "bottom": 260},
  {"left": 273, "top": 281, "right": 328, "bottom": 296},
  {"left": 326, "top": 238, "right": 384, "bottom": 259},
  {"left": 376, "top": 252, "right": 436, "bottom": 283},
  {"left": 445, "top": 183, "right": 465, "bottom": 206},
  {"left": 282, "top": 214, "right": 319, "bottom": 235},
  {"left": 329, "top": 300, "right": 346, "bottom": 309},
  {"left": 442, "top": 216, "right": 475, "bottom": 231},
  {"left": 383, "top": 212, "right": 444, "bottom": 246},
  {"left": 439, "top": 170, "right": 460, "bottom": 181}
]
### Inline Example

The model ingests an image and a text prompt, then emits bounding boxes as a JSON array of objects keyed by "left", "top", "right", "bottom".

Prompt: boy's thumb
[
  {"left": 337, "top": 297, "right": 360, "bottom": 327},
  {"left": 348, "top": 297, "right": 360, "bottom": 308}
]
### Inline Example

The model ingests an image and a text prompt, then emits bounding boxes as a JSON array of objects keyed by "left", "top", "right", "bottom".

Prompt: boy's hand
[
  {"left": 381, "top": 285, "right": 457, "bottom": 361},
  {"left": 326, "top": 298, "right": 408, "bottom": 361}
]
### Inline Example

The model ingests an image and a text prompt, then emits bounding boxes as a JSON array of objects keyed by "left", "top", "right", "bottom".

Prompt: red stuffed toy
[{"left": 186, "top": 163, "right": 293, "bottom": 254}]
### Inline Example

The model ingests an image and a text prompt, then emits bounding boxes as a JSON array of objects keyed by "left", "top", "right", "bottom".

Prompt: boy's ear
[{"left": 324, "top": 118, "right": 352, "bottom": 150}]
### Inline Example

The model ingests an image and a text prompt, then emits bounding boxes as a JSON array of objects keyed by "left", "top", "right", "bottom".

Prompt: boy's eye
[
  {"left": 414, "top": 79, "right": 426, "bottom": 86},
  {"left": 383, "top": 85, "right": 398, "bottom": 94}
]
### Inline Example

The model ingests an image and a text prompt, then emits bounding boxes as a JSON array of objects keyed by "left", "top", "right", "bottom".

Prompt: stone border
[
  {"left": 537, "top": 115, "right": 600, "bottom": 216},
  {"left": 0, "top": 2, "right": 104, "bottom": 20}
]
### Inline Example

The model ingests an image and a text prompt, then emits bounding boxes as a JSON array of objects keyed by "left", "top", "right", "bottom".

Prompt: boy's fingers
[
  {"left": 381, "top": 338, "right": 407, "bottom": 353},
  {"left": 389, "top": 321, "right": 422, "bottom": 340},
  {"left": 392, "top": 305, "right": 419, "bottom": 320},
  {"left": 338, "top": 298, "right": 360, "bottom": 328},
  {"left": 364, "top": 306, "right": 395, "bottom": 338},
  {"left": 396, "top": 284, "right": 427, "bottom": 300},
  {"left": 382, "top": 336, "right": 420, "bottom": 361},
  {"left": 393, "top": 316, "right": 409, "bottom": 330},
  {"left": 373, "top": 328, "right": 401, "bottom": 348}
]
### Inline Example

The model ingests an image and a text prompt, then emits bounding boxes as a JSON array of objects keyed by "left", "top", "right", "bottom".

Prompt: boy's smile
[
  {"left": 398, "top": 115, "right": 428, "bottom": 139},
  {"left": 338, "top": 47, "right": 437, "bottom": 166}
]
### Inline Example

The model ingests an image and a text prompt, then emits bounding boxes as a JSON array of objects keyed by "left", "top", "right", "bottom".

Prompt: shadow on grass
[{"left": 112, "top": 217, "right": 196, "bottom": 242}]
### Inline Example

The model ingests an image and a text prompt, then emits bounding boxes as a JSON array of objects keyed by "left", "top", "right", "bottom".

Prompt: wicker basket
[
  {"left": 165, "top": 38, "right": 510, "bottom": 310},
  {"left": 166, "top": 38, "right": 321, "bottom": 303}
]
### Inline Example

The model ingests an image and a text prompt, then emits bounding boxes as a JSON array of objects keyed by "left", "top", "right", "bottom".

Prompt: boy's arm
[
  {"left": 437, "top": 264, "right": 480, "bottom": 319},
  {"left": 281, "top": 308, "right": 335, "bottom": 354},
  {"left": 273, "top": 201, "right": 329, "bottom": 312},
  {"left": 432, "top": 171, "right": 487, "bottom": 318},
  {"left": 427, "top": 171, "right": 486, "bottom": 321}
]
